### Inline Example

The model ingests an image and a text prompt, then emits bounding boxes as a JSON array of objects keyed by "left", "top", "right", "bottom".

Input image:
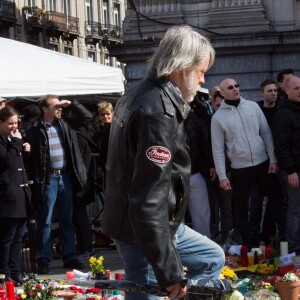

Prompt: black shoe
[
  {"left": 37, "top": 261, "right": 49, "bottom": 274},
  {"left": 11, "top": 274, "right": 25, "bottom": 285},
  {"left": 6, "top": 276, "right": 21, "bottom": 287},
  {"left": 63, "top": 258, "right": 85, "bottom": 269}
]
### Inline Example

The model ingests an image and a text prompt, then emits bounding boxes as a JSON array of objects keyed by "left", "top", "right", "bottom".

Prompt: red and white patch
[{"left": 146, "top": 146, "right": 171, "bottom": 164}]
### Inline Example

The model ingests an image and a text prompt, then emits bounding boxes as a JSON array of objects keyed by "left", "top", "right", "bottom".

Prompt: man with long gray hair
[{"left": 102, "top": 25, "right": 224, "bottom": 299}]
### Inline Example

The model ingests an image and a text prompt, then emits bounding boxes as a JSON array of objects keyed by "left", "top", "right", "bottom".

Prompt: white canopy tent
[{"left": 0, "top": 38, "right": 125, "bottom": 98}]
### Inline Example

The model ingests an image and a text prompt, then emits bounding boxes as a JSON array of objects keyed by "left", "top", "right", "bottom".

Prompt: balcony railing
[
  {"left": 23, "top": 9, "right": 79, "bottom": 34},
  {"left": 0, "top": 0, "right": 16, "bottom": 21},
  {"left": 85, "top": 21, "right": 122, "bottom": 41}
]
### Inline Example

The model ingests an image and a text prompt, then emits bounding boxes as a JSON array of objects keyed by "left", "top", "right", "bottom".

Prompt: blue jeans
[
  {"left": 283, "top": 172, "right": 300, "bottom": 253},
  {"left": 36, "top": 173, "right": 76, "bottom": 263},
  {"left": 115, "top": 223, "right": 224, "bottom": 300},
  {"left": 0, "top": 218, "right": 26, "bottom": 277}
]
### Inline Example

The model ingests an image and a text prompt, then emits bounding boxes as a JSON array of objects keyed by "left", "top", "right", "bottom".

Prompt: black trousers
[
  {"left": 0, "top": 217, "right": 26, "bottom": 277},
  {"left": 73, "top": 202, "right": 94, "bottom": 253},
  {"left": 230, "top": 160, "right": 282, "bottom": 248}
]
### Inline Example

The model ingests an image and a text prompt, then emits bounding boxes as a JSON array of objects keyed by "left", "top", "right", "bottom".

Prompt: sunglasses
[{"left": 227, "top": 84, "right": 240, "bottom": 90}]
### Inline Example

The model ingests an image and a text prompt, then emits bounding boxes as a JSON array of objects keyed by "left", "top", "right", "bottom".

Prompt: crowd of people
[
  {"left": 0, "top": 96, "right": 113, "bottom": 285},
  {"left": 0, "top": 24, "right": 299, "bottom": 300}
]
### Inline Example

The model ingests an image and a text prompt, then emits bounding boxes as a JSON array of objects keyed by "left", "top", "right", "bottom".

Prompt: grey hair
[{"left": 149, "top": 25, "right": 215, "bottom": 78}]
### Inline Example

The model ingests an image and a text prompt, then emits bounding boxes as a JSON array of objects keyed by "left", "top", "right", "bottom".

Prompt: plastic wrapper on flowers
[
  {"left": 73, "top": 278, "right": 232, "bottom": 297},
  {"left": 187, "top": 278, "right": 233, "bottom": 298},
  {"left": 76, "top": 279, "right": 170, "bottom": 296}
]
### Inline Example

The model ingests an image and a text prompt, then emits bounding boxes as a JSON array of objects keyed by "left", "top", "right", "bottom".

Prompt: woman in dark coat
[{"left": 0, "top": 107, "right": 33, "bottom": 285}]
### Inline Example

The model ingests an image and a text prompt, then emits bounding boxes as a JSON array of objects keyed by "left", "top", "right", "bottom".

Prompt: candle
[
  {"left": 115, "top": 273, "right": 122, "bottom": 280},
  {"left": 5, "top": 281, "right": 14, "bottom": 300},
  {"left": 66, "top": 271, "right": 75, "bottom": 282},
  {"left": 280, "top": 241, "right": 289, "bottom": 256}
]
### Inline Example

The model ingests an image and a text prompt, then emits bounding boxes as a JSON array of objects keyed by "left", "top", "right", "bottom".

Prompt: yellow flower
[
  {"left": 37, "top": 293, "right": 41, "bottom": 297},
  {"left": 89, "top": 256, "right": 105, "bottom": 274},
  {"left": 21, "top": 294, "right": 27, "bottom": 299},
  {"left": 89, "top": 257, "right": 97, "bottom": 264},
  {"left": 221, "top": 267, "right": 237, "bottom": 279}
]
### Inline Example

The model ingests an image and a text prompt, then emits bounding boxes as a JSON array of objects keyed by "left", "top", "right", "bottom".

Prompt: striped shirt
[{"left": 45, "top": 122, "right": 66, "bottom": 170}]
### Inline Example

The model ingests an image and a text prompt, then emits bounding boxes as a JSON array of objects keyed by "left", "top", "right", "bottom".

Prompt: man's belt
[{"left": 50, "top": 169, "right": 63, "bottom": 175}]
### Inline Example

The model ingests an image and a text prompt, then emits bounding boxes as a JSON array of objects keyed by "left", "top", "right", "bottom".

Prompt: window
[
  {"left": 48, "top": 0, "right": 56, "bottom": 11},
  {"left": 49, "top": 44, "right": 59, "bottom": 52},
  {"left": 88, "top": 50, "right": 96, "bottom": 62},
  {"left": 85, "top": 0, "right": 93, "bottom": 22},
  {"left": 104, "top": 50, "right": 110, "bottom": 66},
  {"left": 25, "top": 0, "right": 36, "bottom": 6},
  {"left": 64, "top": 46, "right": 73, "bottom": 55},
  {"left": 103, "top": 0, "right": 108, "bottom": 27},
  {"left": 62, "top": 0, "right": 71, "bottom": 16},
  {"left": 114, "top": 8, "right": 120, "bottom": 27}
]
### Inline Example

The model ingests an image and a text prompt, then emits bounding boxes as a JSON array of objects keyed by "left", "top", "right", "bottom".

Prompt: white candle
[{"left": 280, "top": 241, "right": 289, "bottom": 256}]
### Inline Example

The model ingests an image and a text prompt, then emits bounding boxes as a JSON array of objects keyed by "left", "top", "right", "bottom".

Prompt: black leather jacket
[
  {"left": 25, "top": 101, "right": 92, "bottom": 201},
  {"left": 102, "top": 69, "right": 191, "bottom": 288}
]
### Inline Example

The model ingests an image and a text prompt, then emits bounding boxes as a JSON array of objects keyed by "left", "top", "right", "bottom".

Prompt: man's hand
[
  {"left": 59, "top": 100, "right": 71, "bottom": 107},
  {"left": 210, "top": 168, "right": 217, "bottom": 181},
  {"left": 269, "top": 163, "right": 278, "bottom": 174},
  {"left": 166, "top": 282, "right": 187, "bottom": 299},
  {"left": 288, "top": 172, "right": 299, "bottom": 188},
  {"left": 220, "top": 179, "right": 231, "bottom": 191}
]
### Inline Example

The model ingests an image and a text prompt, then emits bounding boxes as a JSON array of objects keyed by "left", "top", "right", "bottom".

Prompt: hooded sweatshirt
[{"left": 211, "top": 97, "right": 277, "bottom": 181}]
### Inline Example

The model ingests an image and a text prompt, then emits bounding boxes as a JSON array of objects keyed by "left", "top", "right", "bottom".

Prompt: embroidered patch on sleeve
[{"left": 146, "top": 146, "right": 171, "bottom": 163}]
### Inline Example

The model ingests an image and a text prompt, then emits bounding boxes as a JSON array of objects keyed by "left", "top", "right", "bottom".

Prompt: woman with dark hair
[{"left": 0, "top": 107, "right": 33, "bottom": 285}]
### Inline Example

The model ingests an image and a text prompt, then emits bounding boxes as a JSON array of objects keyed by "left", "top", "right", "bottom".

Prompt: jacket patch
[{"left": 146, "top": 146, "right": 171, "bottom": 164}]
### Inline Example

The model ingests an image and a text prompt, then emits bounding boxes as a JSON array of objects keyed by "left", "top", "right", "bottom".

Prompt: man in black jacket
[
  {"left": 102, "top": 25, "right": 224, "bottom": 300},
  {"left": 273, "top": 75, "right": 300, "bottom": 255},
  {"left": 185, "top": 95, "right": 215, "bottom": 238},
  {"left": 26, "top": 95, "right": 92, "bottom": 274}
]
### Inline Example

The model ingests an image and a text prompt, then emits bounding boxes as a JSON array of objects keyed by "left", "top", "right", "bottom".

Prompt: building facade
[
  {"left": 108, "top": 0, "right": 300, "bottom": 101},
  {"left": 0, "top": 0, "right": 125, "bottom": 69}
]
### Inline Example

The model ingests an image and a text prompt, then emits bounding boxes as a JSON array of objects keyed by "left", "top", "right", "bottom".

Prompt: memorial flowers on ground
[
  {"left": 89, "top": 255, "right": 105, "bottom": 276},
  {"left": 17, "top": 280, "right": 57, "bottom": 300}
]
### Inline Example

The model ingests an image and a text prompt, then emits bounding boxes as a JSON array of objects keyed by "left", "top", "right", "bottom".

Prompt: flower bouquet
[
  {"left": 89, "top": 256, "right": 105, "bottom": 279},
  {"left": 17, "top": 280, "right": 57, "bottom": 300}
]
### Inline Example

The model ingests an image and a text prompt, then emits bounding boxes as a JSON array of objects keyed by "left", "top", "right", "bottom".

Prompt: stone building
[
  {"left": 0, "top": 0, "right": 125, "bottom": 69},
  {"left": 108, "top": 0, "right": 300, "bottom": 101}
]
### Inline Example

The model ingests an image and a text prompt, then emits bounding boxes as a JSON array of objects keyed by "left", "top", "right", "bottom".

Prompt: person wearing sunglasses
[{"left": 211, "top": 78, "right": 281, "bottom": 249}]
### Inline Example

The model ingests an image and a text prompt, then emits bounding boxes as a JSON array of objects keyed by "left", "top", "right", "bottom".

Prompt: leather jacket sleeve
[
  {"left": 103, "top": 73, "right": 190, "bottom": 288},
  {"left": 127, "top": 109, "right": 186, "bottom": 288}
]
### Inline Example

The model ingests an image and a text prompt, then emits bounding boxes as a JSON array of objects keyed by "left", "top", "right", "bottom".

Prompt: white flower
[
  {"left": 229, "top": 290, "right": 244, "bottom": 300},
  {"left": 278, "top": 272, "right": 299, "bottom": 282}
]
